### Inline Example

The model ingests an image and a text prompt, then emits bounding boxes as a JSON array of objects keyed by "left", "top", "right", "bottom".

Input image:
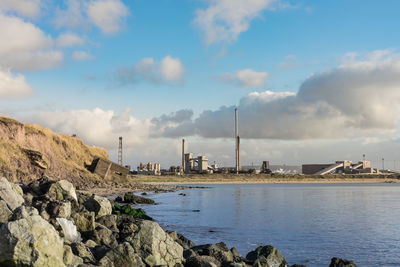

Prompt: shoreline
[{"left": 141, "top": 178, "right": 400, "bottom": 185}]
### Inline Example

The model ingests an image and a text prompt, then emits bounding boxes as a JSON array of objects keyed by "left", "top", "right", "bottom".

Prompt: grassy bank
[{"left": 130, "top": 173, "right": 400, "bottom": 184}]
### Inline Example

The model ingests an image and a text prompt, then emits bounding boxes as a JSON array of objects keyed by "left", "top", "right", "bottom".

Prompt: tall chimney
[
  {"left": 235, "top": 108, "right": 239, "bottom": 174},
  {"left": 182, "top": 139, "right": 186, "bottom": 172}
]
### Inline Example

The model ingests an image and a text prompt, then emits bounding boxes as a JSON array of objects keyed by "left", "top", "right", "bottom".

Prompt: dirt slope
[{"left": 0, "top": 117, "right": 108, "bottom": 184}]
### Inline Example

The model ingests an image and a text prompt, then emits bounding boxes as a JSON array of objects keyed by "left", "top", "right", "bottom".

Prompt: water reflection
[{"left": 141, "top": 183, "right": 400, "bottom": 267}]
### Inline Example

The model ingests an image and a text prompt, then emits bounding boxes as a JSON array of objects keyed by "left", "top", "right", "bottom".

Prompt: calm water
[{"left": 139, "top": 183, "right": 400, "bottom": 267}]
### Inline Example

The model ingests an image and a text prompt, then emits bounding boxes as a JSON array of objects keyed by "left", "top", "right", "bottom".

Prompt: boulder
[
  {"left": 0, "top": 215, "right": 66, "bottom": 266},
  {"left": 10, "top": 206, "right": 39, "bottom": 220},
  {"left": 10, "top": 183, "right": 23, "bottom": 197},
  {"left": 0, "top": 177, "right": 24, "bottom": 210},
  {"left": 72, "top": 211, "right": 95, "bottom": 232},
  {"left": 329, "top": 257, "right": 357, "bottom": 267},
  {"left": 246, "top": 246, "right": 288, "bottom": 267},
  {"left": 46, "top": 201, "right": 72, "bottom": 219},
  {"left": 71, "top": 242, "right": 96, "bottom": 264},
  {"left": 63, "top": 245, "right": 84, "bottom": 266},
  {"left": 97, "top": 214, "right": 119, "bottom": 232},
  {"left": 56, "top": 218, "right": 81, "bottom": 244},
  {"left": 84, "top": 195, "right": 112, "bottom": 219},
  {"left": 116, "top": 214, "right": 139, "bottom": 239},
  {"left": 87, "top": 224, "right": 118, "bottom": 249},
  {"left": 168, "top": 230, "right": 195, "bottom": 249},
  {"left": 185, "top": 255, "right": 220, "bottom": 267},
  {"left": 126, "top": 220, "right": 183, "bottom": 266},
  {"left": 192, "top": 242, "right": 234, "bottom": 265},
  {"left": 48, "top": 180, "right": 77, "bottom": 202},
  {"left": 98, "top": 242, "right": 145, "bottom": 267},
  {"left": 0, "top": 200, "right": 12, "bottom": 223}
]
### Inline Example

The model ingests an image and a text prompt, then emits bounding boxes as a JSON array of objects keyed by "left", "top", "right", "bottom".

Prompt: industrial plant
[{"left": 100, "top": 109, "right": 396, "bottom": 177}]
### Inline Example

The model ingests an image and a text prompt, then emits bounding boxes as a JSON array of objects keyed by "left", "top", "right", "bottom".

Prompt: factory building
[
  {"left": 137, "top": 162, "right": 161, "bottom": 175},
  {"left": 302, "top": 160, "right": 378, "bottom": 175}
]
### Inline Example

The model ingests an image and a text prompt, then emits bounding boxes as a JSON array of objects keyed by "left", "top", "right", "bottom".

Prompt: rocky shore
[{"left": 0, "top": 176, "right": 356, "bottom": 267}]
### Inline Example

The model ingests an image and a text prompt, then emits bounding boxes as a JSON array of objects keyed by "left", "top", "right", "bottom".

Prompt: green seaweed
[{"left": 112, "top": 203, "right": 153, "bottom": 220}]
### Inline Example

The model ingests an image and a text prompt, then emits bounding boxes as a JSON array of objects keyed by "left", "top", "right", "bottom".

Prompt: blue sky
[{"left": 2, "top": 0, "right": 400, "bottom": 169}]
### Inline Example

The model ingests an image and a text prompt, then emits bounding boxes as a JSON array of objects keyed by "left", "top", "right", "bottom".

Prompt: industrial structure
[
  {"left": 137, "top": 162, "right": 161, "bottom": 175},
  {"left": 235, "top": 108, "right": 241, "bottom": 174},
  {"left": 118, "top": 137, "right": 123, "bottom": 166},
  {"left": 302, "top": 160, "right": 379, "bottom": 175}
]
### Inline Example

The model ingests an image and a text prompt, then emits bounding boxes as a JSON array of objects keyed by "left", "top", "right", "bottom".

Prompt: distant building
[
  {"left": 137, "top": 162, "right": 161, "bottom": 175},
  {"left": 302, "top": 160, "right": 378, "bottom": 175}
]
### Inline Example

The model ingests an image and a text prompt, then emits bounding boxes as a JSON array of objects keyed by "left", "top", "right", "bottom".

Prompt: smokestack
[
  {"left": 182, "top": 139, "right": 186, "bottom": 172},
  {"left": 235, "top": 108, "right": 239, "bottom": 174}
]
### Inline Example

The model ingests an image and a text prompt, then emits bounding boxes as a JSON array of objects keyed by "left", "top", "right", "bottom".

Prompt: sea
[{"left": 139, "top": 183, "right": 400, "bottom": 267}]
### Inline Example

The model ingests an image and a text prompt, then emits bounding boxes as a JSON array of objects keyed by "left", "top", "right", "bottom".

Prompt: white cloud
[
  {"left": 53, "top": 0, "right": 86, "bottom": 29},
  {"left": 56, "top": 33, "right": 84, "bottom": 47},
  {"left": 194, "top": 0, "right": 276, "bottom": 45},
  {"left": 0, "top": 13, "right": 63, "bottom": 71},
  {"left": 87, "top": 0, "right": 129, "bottom": 34},
  {"left": 157, "top": 50, "right": 400, "bottom": 140},
  {"left": 0, "top": 70, "right": 33, "bottom": 100},
  {"left": 219, "top": 69, "right": 269, "bottom": 88},
  {"left": 0, "top": 0, "right": 42, "bottom": 19},
  {"left": 115, "top": 55, "right": 184, "bottom": 86},
  {"left": 160, "top": 56, "right": 185, "bottom": 83},
  {"left": 72, "top": 51, "right": 94, "bottom": 61},
  {"left": 30, "top": 108, "right": 151, "bottom": 149}
]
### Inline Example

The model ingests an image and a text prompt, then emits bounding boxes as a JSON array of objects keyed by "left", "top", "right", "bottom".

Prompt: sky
[{"left": 1, "top": 0, "right": 400, "bottom": 170}]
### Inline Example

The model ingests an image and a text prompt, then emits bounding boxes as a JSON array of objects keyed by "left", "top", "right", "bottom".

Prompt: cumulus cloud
[
  {"left": 115, "top": 56, "right": 184, "bottom": 86},
  {"left": 219, "top": 69, "right": 269, "bottom": 88},
  {"left": 0, "top": 13, "right": 63, "bottom": 71},
  {"left": 29, "top": 107, "right": 151, "bottom": 149},
  {"left": 0, "top": 70, "right": 33, "bottom": 100},
  {"left": 87, "top": 0, "right": 130, "bottom": 34},
  {"left": 53, "top": 0, "right": 129, "bottom": 34},
  {"left": 157, "top": 50, "right": 400, "bottom": 140},
  {"left": 194, "top": 0, "right": 277, "bottom": 45},
  {"left": 73, "top": 51, "right": 93, "bottom": 61},
  {"left": 0, "top": 0, "right": 42, "bottom": 19},
  {"left": 56, "top": 33, "right": 84, "bottom": 47}
]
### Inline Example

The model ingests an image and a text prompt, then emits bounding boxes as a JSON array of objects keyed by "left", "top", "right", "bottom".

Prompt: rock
[
  {"left": 71, "top": 242, "right": 96, "bottom": 264},
  {"left": 91, "top": 245, "right": 111, "bottom": 261},
  {"left": 10, "top": 205, "right": 39, "bottom": 220},
  {"left": 291, "top": 265, "right": 308, "bottom": 267},
  {"left": 126, "top": 220, "right": 183, "bottom": 267},
  {"left": 230, "top": 247, "right": 244, "bottom": 262},
  {"left": 48, "top": 180, "right": 77, "bottom": 202},
  {"left": 0, "top": 200, "right": 12, "bottom": 223},
  {"left": 10, "top": 183, "right": 23, "bottom": 197},
  {"left": 246, "top": 246, "right": 288, "bottom": 267},
  {"left": 185, "top": 255, "right": 220, "bottom": 267},
  {"left": 85, "top": 239, "right": 98, "bottom": 248},
  {"left": 98, "top": 242, "right": 145, "bottom": 267},
  {"left": 192, "top": 242, "right": 234, "bottom": 265},
  {"left": 72, "top": 211, "right": 95, "bottom": 232},
  {"left": 84, "top": 195, "right": 112, "bottom": 219},
  {"left": 168, "top": 230, "right": 195, "bottom": 249},
  {"left": 63, "top": 245, "right": 84, "bottom": 266},
  {"left": 116, "top": 214, "right": 139, "bottom": 239},
  {"left": 0, "top": 177, "right": 24, "bottom": 210},
  {"left": 0, "top": 215, "right": 66, "bottom": 266},
  {"left": 97, "top": 214, "right": 118, "bottom": 232},
  {"left": 183, "top": 249, "right": 197, "bottom": 259},
  {"left": 329, "top": 257, "right": 357, "bottom": 267},
  {"left": 59, "top": 201, "right": 72, "bottom": 218},
  {"left": 123, "top": 192, "right": 155, "bottom": 204},
  {"left": 87, "top": 224, "right": 118, "bottom": 249}
]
